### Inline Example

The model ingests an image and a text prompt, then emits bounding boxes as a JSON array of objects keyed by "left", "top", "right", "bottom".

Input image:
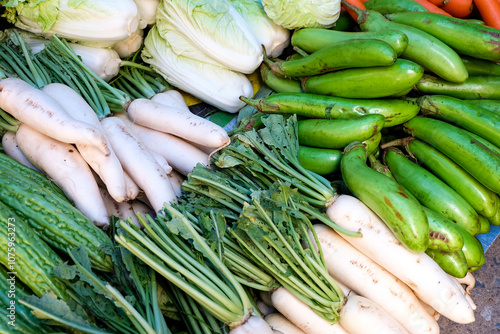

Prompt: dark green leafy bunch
[
  {"left": 115, "top": 204, "right": 257, "bottom": 330},
  {"left": 213, "top": 114, "right": 336, "bottom": 208},
  {"left": 110, "top": 48, "right": 171, "bottom": 100},
  {"left": 181, "top": 114, "right": 360, "bottom": 237},
  {"left": 20, "top": 242, "right": 171, "bottom": 334},
  {"left": 0, "top": 29, "right": 131, "bottom": 117},
  {"left": 229, "top": 185, "right": 345, "bottom": 323}
]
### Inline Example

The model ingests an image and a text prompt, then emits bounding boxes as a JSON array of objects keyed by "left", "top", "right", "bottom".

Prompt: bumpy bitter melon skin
[
  {"left": 0, "top": 202, "right": 68, "bottom": 300},
  {"left": 0, "top": 153, "right": 67, "bottom": 199},
  {"left": 0, "top": 153, "right": 113, "bottom": 272}
]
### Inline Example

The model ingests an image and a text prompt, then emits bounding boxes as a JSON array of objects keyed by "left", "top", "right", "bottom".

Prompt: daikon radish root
[
  {"left": 257, "top": 300, "right": 276, "bottom": 318},
  {"left": 419, "top": 300, "right": 441, "bottom": 321},
  {"left": 312, "top": 224, "right": 440, "bottom": 334},
  {"left": 126, "top": 98, "right": 230, "bottom": 149},
  {"left": 265, "top": 313, "right": 306, "bottom": 334},
  {"left": 2, "top": 131, "right": 40, "bottom": 172},
  {"left": 16, "top": 123, "right": 109, "bottom": 228},
  {"left": 270, "top": 287, "right": 350, "bottom": 334},
  {"left": 167, "top": 169, "right": 185, "bottom": 197},
  {"left": 326, "top": 195, "right": 475, "bottom": 324},
  {"left": 124, "top": 171, "right": 141, "bottom": 200},
  {"left": 42, "top": 83, "right": 128, "bottom": 202},
  {"left": 131, "top": 200, "right": 156, "bottom": 222},
  {"left": 151, "top": 150, "right": 173, "bottom": 174},
  {"left": 449, "top": 275, "right": 477, "bottom": 310},
  {"left": 101, "top": 116, "right": 177, "bottom": 212},
  {"left": 185, "top": 138, "right": 219, "bottom": 156},
  {"left": 0, "top": 78, "right": 110, "bottom": 156},
  {"left": 151, "top": 89, "right": 190, "bottom": 110},
  {"left": 98, "top": 187, "right": 142, "bottom": 228},
  {"left": 457, "top": 272, "right": 476, "bottom": 294},
  {"left": 339, "top": 294, "right": 409, "bottom": 334},
  {"left": 116, "top": 113, "right": 209, "bottom": 175},
  {"left": 229, "top": 315, "right": 274, "bottom": 334}
]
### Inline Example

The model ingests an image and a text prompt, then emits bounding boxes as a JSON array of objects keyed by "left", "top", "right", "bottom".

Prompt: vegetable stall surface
[{"left": 1, "top": 0, "right": 500, "bottom": 332}]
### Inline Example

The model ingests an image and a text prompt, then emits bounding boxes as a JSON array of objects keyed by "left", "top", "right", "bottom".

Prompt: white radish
[
  {"left": 116, "top": 113, "right": 209, "bottom": 175},
  {"left": 265, "top": 313, "right": 306, "bottom": 334},
  {"left": 167, "top": 169, "right": 185, "bottom": 197},
  {"left": 257, "top": 300, "right": 275, "bottom": 317},
  {"left": 339, "top": 294, "right": 409, "bottom": 334},
  {"left": 101, "top": 116, "right": 177, "bottom": 213},
  {"left": 419, "top": 300, "right": 441, "bottom": 321},
  {"left": 131, "top": 200, "right": 156, "bottom": 222},
  {"left": 2, "top": 131, "right": 40, "bottom": 172},
  {"left": 184, "top": 138, "right": 219, "bottom": 156},
  {"left": 151, "top": 90, "right": 189, "bottom": 110},
  {"left": 0, "top": 77, "right": 110, "bottom": 156},
  {"left": 449, "top": 275, "right": 477, "bottom": 311},
  {"left": 124, "top": 171, "right": 141, "bottom": 201},
  {"left": 42, "top": 83, "right": 129, "bottom": 202},
  {"left": 151, "top": 150, "right": 173, "bottom": 175},
  {"left": 270, "top": 287, "right": 349, "bottom": 334},
  {"left": 126, "top": 98, "right": 230, "bottom": 149},
  {"left": 98, "top": 187, "right": 142, "bottom": 228},
  {"left": 456, "top": 272, "right": 476, "bottom": 294},
  {"left": 229, "top": 315, "right": 274, "bottom": 334},
  {"left": 325, "top": 194, "right": 475, "bottom": 324},
  {"left": 312, "top": 224, "right": 439, "bottom": 334},
  {"left": 326, "top": 281, "right": 408, "bottom": 334},
  {"left": 16, "top": 123, "right": 109, "bottom": 228}
]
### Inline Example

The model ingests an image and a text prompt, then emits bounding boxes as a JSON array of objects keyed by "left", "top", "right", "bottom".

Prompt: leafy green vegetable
[
  {"left": 19, "top": 242, "right": 171, "bottom": 334},
  {"left": 230, "top": 185, "right": 345, "bottom": 322},
  {"left": 261, "top": 0, "right": 342, "bottom": 29},
  {"left": 115, "top": 205, "right": 257, "bottom": 329},
  {"left": 1, "top": 0, "right": 139, "bottom": 46}
]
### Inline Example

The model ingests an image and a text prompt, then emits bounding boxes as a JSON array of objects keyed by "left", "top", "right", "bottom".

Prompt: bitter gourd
[
  {"left": 0, "top": 153, "right": 113, "bottom": 272},
  {"left": 0, "top": 202, "right": 68, "bottom": 300}
]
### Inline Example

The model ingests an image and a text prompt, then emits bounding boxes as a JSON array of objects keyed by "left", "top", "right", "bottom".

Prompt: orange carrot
[
  {"left": 473, "top": 0, "right": 500, "bottom": 29},
  {"left": 413, "top": 0, "right": 453, "bottom": 14},
  {"left": 442, "top": 0, "right": 474, "bottom": 17},
  {"left": 342, "top": 0, "right": 367, "bottom": 21}
]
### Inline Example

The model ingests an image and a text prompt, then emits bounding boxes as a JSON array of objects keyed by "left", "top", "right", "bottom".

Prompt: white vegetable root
[
  {"left": 126, "top": 98, "right": 230, "bottom": 149},
  {"left": 270, "top": 287, "right": 349, "bottom": 334},
  {"left": 0, "top": 78, "right": 110, "bottom": 156},
  {"left": 151, "top": 90, "right": 189, "bottom": 110},
  {"left": 229, "top": 315, "right": 274, "bottom": 334},
  {"left": 98, "top": 187, "right": 142, "bottom": 228},
  {"left": 325, "top": 195, "right": 475, "bottom": 324},
  {"left": 101, "top": 116, "right": 177, "bottom": 213},
  {"left": 456, "top": 272, "right": 476, "bottom": 294},
  {"left": 131, "top": 200, "right": 156, "bottom": 222},
  {"left": 42, "top": 83, "right": 129, "bottom": 202},
  {"left": 16, "top": 123, "right": 109, "bottom": 228},
  {"left": 124, "top": 171, "right": 141, "bottom": 201},
  {"left": 116, "top": 113, "right": 209, "bottom": 175},
  {"left": 2, "top": 131, "right": 40, "bottom": 172},
  {"left": 338, "top": 294, "right": 409, "bottom": 334},
  {"left": 167, "top": 169, "right": 185, "bottom": 197},
  {"left": 265, "top": 313, "right": 306, "bottom": 334},
  {"left": 312, "top": 224, "right": 440, "bottom": 334}
]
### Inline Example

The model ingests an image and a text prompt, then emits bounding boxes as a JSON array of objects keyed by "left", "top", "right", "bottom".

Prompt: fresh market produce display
[{"left": 0, "top": 0, "right": 499, "bottom": 333}]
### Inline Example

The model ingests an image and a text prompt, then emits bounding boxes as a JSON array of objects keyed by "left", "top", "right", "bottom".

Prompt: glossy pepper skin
[{"left": 340, "top": 142, "right": 430, "bottom": 253}]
